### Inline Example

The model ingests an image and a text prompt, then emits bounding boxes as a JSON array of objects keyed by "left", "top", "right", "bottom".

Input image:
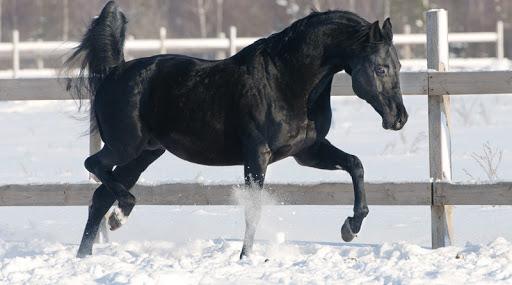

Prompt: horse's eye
[{"left": 375, "top": 66, "right": 386, "bottom": 76}]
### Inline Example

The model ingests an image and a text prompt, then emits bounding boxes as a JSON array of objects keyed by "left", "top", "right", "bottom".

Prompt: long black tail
[{"left": 64, "top": 1, "right": 127, "bottom": 131}]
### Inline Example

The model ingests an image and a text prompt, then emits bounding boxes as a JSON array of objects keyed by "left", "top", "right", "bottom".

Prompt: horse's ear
[
  {"left": 382, "top": 18, "right": 393, "bottom": 42},
  {"left": 368, "top": 20, "right": 383, "bottom": 43}
]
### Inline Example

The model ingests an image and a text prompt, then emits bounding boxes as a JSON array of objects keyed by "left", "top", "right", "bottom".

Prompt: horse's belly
[{"left": 159, "top": 133, "right": 243, "bottom": 166}]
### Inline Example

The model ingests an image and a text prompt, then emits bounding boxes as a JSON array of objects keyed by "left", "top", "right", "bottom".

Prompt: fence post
[
  {"left": 159, "top": 27, "right": 167, "bottom": 54},
  {"left": 125, "top": 35, "right": 135, "bottom": 61},
  {"left": 36, "top": 39, "right": 44, "bottom": 69},
  {"left": 496, "top": 20, "right": 504, "bottom": 60},
  {"left": 12, "top": 30, "right": 19, "bottom": 78},
  {"left": 402, "top": 24, "right": 412, "bottom": 59},
  {"left": 427, "top": 9, "right": 453, "bottom": 249},
  {"left": 229, "top": 26, "right": 237, "bottom": 56},
  {"left": 216, "top": 32, "right": 227, "bottom": 59}
]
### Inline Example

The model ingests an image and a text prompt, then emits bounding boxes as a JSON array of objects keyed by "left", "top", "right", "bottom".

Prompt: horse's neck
[{"left": 276, "top": 55, "right": 340, "bottom": 100}]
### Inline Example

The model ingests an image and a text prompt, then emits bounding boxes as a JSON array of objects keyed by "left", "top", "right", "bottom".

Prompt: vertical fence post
[
  {"left": 216, "top": 32, "right": 227, "bottom": 59},
  {"left": 427, "top": 9, "right": 453, "bottom": 249},
  {"left": 496, "top": 20, "right": 504, "bottom": 60},
  {"left": 125, "top": 35, "right": 135, "bottom": 61},
  {"left": 12, "top": 30, "right": 19, "bottom": 79},
  {"left": 229, "top": 26, "right": 237, "bottom": 56},
  {"left": 159, "top": 27, "right": 167, "bottom": 54},
  {"left": 402, "top": 24, "right": 412, "bottom": 59},
  {"left": 36, "top": 39, "right": 44, "bottom": 69}
]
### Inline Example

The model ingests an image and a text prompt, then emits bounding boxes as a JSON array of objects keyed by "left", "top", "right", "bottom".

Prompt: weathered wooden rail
[
  {"left": 0, "top": 9, "right": 511, "bottom": 249},
  {"left": 0, "top": 182, "right": 511, "bottom": 207}
]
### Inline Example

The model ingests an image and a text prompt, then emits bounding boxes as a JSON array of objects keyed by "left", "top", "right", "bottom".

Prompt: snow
[
  {"left": 1, "top": 59, "right": 512, "bottom": 283},
  {"left": 1, "top": 238, "right": 512, "bottom": 284}
]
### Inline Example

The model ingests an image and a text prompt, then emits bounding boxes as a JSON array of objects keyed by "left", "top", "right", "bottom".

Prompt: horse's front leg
[
  {"left": 294, "top": 139, "right": 368, "bottom": 242},
  {"left": 239, "top": 140, "right": 271, "bottom": 259}
]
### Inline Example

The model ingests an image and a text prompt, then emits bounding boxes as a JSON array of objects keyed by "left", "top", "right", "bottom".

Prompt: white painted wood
[
  {"left": 215, "top": 32, "right": 227, "bottom": 59},
  {"left": 12, "top": 30, "right": 19, "bottom": 79},
  {"left": 448, "top": 32, "right": 497, "bottom": 43},
  {"left": 159, "top": 27, "right": 167, "bottom": 54},
  {"left": 229, "top": 26, "right": 237, "bottom": 56},
  {"left": 427, "top": 9, "right": 453, "bottom": 249},
  {"left": 402, "top": 24, "right": 412, "bottom": 59},
  {"left": 36, "top": 39, "right": 44, "bottom": 69},
  {"left": 496, "top": 21, "right": 505, "bottom": 60},
  {"left": 393, "top": 33, "right": 426, "bottom": 44},
  {"left": 0, "top": 29, "right": 501, "bottom": 59},
  {"left": 235, "top": 37, "right": 259, "bottom": 48}
]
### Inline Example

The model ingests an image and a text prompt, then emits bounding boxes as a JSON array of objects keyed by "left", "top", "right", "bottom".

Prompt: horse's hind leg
[
  {"left": 84, "top": 146, "right": 138, "bottom": 222},
  {"left": 294, "top": 139, "right": 368, "bottom": 242},
  {"left": 77, "top": 148, "right": 165, "bottom": 257}
]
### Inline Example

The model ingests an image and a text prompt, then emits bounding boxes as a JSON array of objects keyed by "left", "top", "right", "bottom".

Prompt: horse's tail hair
[{"left": 64, "top": 1, "right": 127, "bottom": 133}]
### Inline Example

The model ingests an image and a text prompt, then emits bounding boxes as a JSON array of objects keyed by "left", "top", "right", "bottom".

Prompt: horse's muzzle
[
  {"left": 391, "top": 106, "right": 408, "bottom": 130},
  {"left": 383, "top": 105, "right": 408, "bottom": 131}
]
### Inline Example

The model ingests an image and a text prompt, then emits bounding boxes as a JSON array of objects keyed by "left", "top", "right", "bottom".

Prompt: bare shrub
[{"left": 465, "top": 141, "right": 503, "bottom": 182}]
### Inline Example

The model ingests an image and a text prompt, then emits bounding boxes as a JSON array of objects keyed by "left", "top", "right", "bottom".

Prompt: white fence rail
[
  {"left": 0, "top": 20, "right": 505, "bottom": 78},
  {"left": 0, "top": 10, "right": 511, "bottom": 249}
]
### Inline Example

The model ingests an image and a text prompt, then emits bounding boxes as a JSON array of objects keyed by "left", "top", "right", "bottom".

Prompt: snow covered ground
[
  {"left": 0, "top": 61, "right": 512, "bottom": 283},
  {"left": 2, "top": 238, "right": 512, "bottom": 284}
]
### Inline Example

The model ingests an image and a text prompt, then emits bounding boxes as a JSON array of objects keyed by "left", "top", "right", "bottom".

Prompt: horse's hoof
[
  {"left": 76, "top": 250, "right": 91, "bottom": 258},
  {"left": 108, "top": 207, "right": 126, "bottom": 231},
  {"left": 341, "top": 217, "right": 356, "bottom": 242}
]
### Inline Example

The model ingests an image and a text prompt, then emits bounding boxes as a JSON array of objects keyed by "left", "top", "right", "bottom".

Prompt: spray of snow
[{"left": 231, "top": 185, "right": 291, "bottom": 258}]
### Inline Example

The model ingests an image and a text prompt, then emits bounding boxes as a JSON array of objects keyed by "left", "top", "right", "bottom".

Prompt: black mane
[{"left": 237, "top": 11, "right": 379, "bottom": 58}]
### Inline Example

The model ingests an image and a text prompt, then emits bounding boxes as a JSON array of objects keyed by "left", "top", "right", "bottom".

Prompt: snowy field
[
  {"left": 2, "top": 238, "right": 512, "bottom": 284},
  {"left": 1, "top": 61, "right": 512, "bottom": 283}
]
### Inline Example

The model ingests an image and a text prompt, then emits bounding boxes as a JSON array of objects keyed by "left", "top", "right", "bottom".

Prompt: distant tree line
[{"left": 0, "top": 0, "right": 510, "bottom": 58}]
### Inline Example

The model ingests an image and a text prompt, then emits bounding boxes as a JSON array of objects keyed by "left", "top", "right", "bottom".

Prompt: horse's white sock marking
[{"left": 112, "top": 206, "right": 127, "bottom": 225}]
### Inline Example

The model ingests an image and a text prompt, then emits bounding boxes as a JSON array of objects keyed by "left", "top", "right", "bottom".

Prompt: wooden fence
[{"left": 0, "top": 9, "right": 511, "bottom": 249}]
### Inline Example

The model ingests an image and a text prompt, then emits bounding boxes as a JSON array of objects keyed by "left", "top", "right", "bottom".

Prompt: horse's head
[{"left": 346, "top": 18, "right": 408, "bottom": 130}]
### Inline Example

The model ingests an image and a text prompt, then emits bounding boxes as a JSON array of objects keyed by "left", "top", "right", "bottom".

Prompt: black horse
[{"left": 67, "top": 1, "right": 407, "bottom": 259}]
